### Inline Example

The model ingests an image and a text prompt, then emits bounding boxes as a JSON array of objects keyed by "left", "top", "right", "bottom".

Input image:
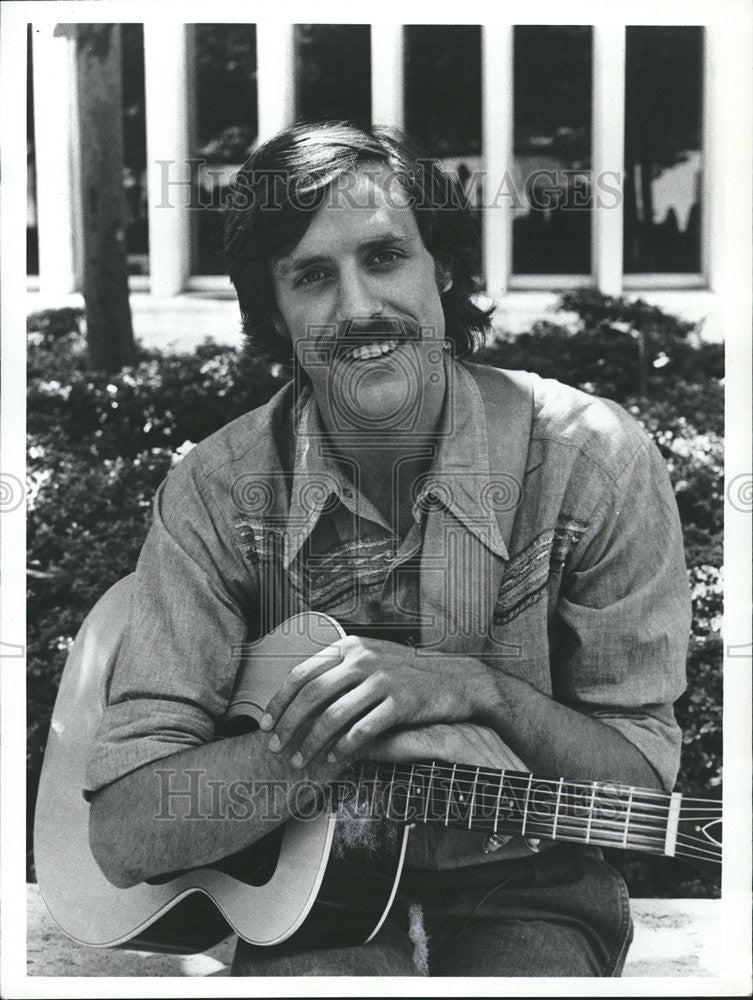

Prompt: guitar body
[{"left": 34, "top": 582, "right": 408, "bottom": 953}]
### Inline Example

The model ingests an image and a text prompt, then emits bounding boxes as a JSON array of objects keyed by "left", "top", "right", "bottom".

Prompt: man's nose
[{"left": 335, "top": 268, "right": 383, "bottom": 324}]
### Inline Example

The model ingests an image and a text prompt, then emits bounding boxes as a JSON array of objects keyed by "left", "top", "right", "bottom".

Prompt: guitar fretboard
[{"left": 331, "top": 762, "right": 721, "bottom": 867}]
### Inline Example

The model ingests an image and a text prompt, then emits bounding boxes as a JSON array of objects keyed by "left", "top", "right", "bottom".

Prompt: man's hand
[
  {"left": 259, "top": 635, "right": 491, "bottom": 770},
  {"left": 361, "top": 722, "right": 530, "bottom": 771}
]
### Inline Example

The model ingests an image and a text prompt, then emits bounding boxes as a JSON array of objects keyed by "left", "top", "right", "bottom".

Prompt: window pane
[
  {"left": 512, "top": 26, "right": 592, "bottom": 275},
  {"left": 295, "top": 25, "right": 370, "bottom": 126},
  {"left": 122, "top": 24, "right": 148, "bottom": 275},
  {"left": 27, "top": 24, "right": 38, "bottom": 276},
  {"left": 404, "top": 26, "right": 481, "bottom": 157},
  {"left": 624, "top": 27, "right": 703, "bottom": 274},
  {"left": 404, "top": 26, "right": 483, "bottom": 274},
  {"left": 192, "top": 24, "right": 258, "bottom": 275}
]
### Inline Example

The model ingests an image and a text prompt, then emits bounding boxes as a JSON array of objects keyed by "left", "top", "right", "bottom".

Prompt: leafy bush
[{"left": 27, "top": 292, "right": 722, "bottom": 896}]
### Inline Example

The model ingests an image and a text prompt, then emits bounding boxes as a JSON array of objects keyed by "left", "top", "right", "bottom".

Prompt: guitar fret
[
  {"left": 445, "top": 764, "right": 457, "bottom": 827},
  {"left": 424, "top": 762, "right": 435, "bottom": 824},
  {"left": 405, "top": 764, "right": 415, "bottom": 823},
  {"left": 552, "top": 777, "right": 565, "bottom": 839},
  {"left": 585, "top": 781, "right": 598, "bottom": 844},
  {"left": 664, "top": 791, "right": 682, "bottom": 857},
  {"left": 386, "top": 763, "right": 398, "bottom": 820},
  {"left": 467, "top": 766, "right": 481, "bottom": 830},
  {"left": 493, "top": 770, "right": 504, "bottom": 834},
  {"left": 622, "top": 786, "right": 634, "bottom": 848},
  {"left": 521, "top": 773, "right": 534, "bottom": 836}
]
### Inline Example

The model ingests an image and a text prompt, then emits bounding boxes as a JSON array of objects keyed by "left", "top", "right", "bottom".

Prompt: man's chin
[{"left": 326, "top": 360, "right": 422, "bottom": 432}]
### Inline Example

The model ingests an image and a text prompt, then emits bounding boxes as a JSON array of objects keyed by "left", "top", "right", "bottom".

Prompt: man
[{"left": 86, "top": 123, "right": 691, "bottom": 976}]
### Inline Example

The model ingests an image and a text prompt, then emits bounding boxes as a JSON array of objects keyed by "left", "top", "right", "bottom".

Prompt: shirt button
[
  {"left": 384, "top": 550, "right": 395, "bottom": 561},
  {"left": 343, "top": 488, "right": 354, "bottom": 499}
]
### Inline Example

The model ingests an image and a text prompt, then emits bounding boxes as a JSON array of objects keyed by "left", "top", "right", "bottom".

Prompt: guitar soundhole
[
  {"left": 144, "top": 827, "right": 283, "bottom": 888},
  {"left": 206, "top": 826, "right": 284, "bottom": 886}
]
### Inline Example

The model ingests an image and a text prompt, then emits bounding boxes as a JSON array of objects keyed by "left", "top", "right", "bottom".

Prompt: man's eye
[
  {"left": 371, "top": 250, "right": 403, "bottom": 267},
  {"left": 297, "top": 268, "right": 329, "bottom": 287}
]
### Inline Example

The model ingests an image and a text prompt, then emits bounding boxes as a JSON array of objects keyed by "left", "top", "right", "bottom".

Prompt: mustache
[{"left": 314, "top": 317, "right": 421, "bottom": 353}]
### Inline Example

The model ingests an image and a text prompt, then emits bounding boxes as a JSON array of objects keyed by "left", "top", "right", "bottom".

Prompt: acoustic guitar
[{"left": 34, "top": 591, "right": 721, "bottom": 955}]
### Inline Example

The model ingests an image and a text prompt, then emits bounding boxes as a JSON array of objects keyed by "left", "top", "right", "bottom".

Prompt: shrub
[{"left": 27, "top": 292, "right": 722, "bottom": 896}]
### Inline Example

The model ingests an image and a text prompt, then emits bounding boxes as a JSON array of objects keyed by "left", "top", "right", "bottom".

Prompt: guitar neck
[{"left": 340, "top": 761, "right": 722, "bottom": 867}]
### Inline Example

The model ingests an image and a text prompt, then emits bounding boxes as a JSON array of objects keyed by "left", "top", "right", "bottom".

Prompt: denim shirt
[{"left": 85, "top": 362, "right": 691, "bottom": 868}]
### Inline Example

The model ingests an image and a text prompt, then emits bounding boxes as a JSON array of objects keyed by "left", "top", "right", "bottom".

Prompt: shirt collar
[
  {"left": 413, "top": 361, "right": 509, "bottom": 559},
  {"left": 283, "top": 361, "right": 511, "bottom": 568},
  {"left": 283, "top": 395, "right": 389, "bottom": 567}
]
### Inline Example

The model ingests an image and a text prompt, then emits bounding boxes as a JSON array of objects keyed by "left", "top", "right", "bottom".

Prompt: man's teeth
[{"left": 349, "top": 339, "right": 398, "bottom": 360}]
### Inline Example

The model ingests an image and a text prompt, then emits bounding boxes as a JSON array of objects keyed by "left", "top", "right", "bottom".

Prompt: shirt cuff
[
  {"left": 83, "top": 697, "right": 216, "bottom": 799},
  {"left": 588, "top": 707, "right": 682, "bottom": 791}
]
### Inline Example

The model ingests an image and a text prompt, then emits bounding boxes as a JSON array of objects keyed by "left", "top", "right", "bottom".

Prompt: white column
[
  {"left": 481, "top": 24, "right": 513, "bottom": 299},
  {"left": 370, "top": 25, "right": 404, "bottom": 128},
  {"left": 31, "top": 24, "right": 83, "bottom": 296},
  {"left": 256, "top": 23, "right": 295, "bottom": 143},
  {"left": 144, "top": 22, "right": 191, "bottom": 296},
  {"left": 592, "top": 24, "right": 625, "bottom": 296}
]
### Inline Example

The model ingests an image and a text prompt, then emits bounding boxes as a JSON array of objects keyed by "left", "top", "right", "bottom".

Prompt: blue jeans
[{"left": 231, "top": 844, "right": 634, "bottom": 976}]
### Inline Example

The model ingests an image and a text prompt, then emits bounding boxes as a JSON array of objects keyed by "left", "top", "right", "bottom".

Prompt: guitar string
[
  {"left": 357, "top": 782, "right": 721, "bottom": 835},
  {"left": 370, "top": 785, "right": 669, "bottom": 846},
  {"left": 353, "top": 774, "right": 719, "bottom": 862},
  {"left": 366, "top": 767, "right": 721, "bottom": 819},
  {"left": 367, "top": 762, "right": 718, "bottom": 809},
  {"left": 390, "top": 763, "right": 679, "bottom": 802},
  {"left": 357, "top": 768, "right": 720, "bottom": 858},
  {"left": 357, "top": 774, "right": 702, "bottom": 834},
  {"left": 356, "top": 765, "right": 721, "bottom": 840},
  {"left": 674, "top": 835, "right": 722, "bottom": 852},
  {"left": 366, "top": 772, "right": 676, "bottom": 828}
]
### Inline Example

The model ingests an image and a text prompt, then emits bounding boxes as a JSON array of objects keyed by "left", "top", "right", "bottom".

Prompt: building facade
[{"left": 28, "top": 21, "right": 741, "bottom": 344}]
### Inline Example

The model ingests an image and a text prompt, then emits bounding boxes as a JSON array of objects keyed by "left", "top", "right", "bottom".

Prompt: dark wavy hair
[{"left": 224, "top": 121, "right": 493, "bottom": 365}]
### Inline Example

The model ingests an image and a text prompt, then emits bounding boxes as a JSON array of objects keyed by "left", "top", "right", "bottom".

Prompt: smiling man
[{"left": 86, "top": 123, "right": 691, "bottom": 977}]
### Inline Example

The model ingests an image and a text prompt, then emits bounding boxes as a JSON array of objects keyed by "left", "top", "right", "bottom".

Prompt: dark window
[
  {"left": 404, "top": 25, "right": 482, "bottom": 157},
  {"left": 624, "top": 27, "right": 703, "bottom": 274},
  {"left": 192, "top": 24, "right": 258, "bottom": 275},
  {"left": 512, "top": 25, "right": 593, "bottom": 275},
  {"left": 295, "top": 25, "right": 371, "bottom": 126},
  {"left": 404, "top": 26, "right": 483, "bottom": 274},
  {"left": 122, "top": 24, "right": 148, "bottom": 275}
]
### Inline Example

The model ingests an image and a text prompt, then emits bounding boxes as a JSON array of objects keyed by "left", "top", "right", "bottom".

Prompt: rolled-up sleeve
[
  {"left": 84, "top": 452, "right": 255, "bottom": 796},
  {"left": 555, "top": 437, "right": 692, "bottom": 790}
]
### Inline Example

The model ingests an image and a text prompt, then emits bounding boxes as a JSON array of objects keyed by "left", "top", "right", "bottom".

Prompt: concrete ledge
[{"left": 25, "top": 884, "right": 720, "bottom": 978}]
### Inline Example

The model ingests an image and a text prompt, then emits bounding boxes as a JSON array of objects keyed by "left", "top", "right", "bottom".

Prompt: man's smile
[{"left": 344, "top": 338, "right": 399, "bottom": 361}]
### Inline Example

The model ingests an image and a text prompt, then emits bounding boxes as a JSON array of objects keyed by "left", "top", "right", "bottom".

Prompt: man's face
[{"left": 271, "top": 165, "right": 449, "bottom": 435}]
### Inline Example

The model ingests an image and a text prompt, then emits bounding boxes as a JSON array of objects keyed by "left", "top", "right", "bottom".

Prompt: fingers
[
  {"left": 361, "top": 723, "right": 458, "bottom": 764},
  {"left": 260, "top": 640, "right": 345, "bottom": 732},
  {"left": 266, "top": 660, "right": 359, "bottom": 755},
  {"left": 326, "top": 699, "right": 400, "bottom": 764},
  {"left": 291, "top": 682, "right": 388, "bottom": 769}
]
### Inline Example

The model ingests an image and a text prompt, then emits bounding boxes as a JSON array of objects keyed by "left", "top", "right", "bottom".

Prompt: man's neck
[{"left": 328, "top": 438, "right": 438, "bottom": 540}]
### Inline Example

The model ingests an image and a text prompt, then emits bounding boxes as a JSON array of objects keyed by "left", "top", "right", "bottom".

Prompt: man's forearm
[
  {"left": 89, "top": 731, "right": 341, "bottom": 889},
  {"left": 465, "top": 661, "right": 665, "bottom": 790}
]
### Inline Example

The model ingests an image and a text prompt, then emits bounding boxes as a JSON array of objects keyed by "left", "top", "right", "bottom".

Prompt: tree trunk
[{"left": 76, "top": 25, "right": 135, "bottom": 371}]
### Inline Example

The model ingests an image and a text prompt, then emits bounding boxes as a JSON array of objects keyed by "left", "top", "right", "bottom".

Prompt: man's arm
[
  {"left": 89, "top": 731, "right": 342, "bottom": 888},
  {"left": 84, "top": 448, "right": 311, "bottom": 888}
]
